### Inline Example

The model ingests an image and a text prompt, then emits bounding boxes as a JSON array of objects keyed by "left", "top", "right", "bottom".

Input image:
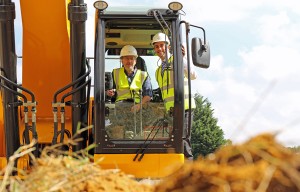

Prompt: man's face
[
  {"left": 153, "top": 41, "right": 168, "bottom": 60},
  {"left": 121, "top": 55, "right": 136, "bottom": 72}
]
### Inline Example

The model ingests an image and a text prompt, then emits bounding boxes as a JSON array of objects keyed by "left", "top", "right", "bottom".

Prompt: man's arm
[
  {"left": 183, "top": 57, "right": 198, "bottom": 80},
  {"left": 141, "top": 74, "right": 153, "bottom": 99},
  {"left": 131, "top": 74, "right": 152, "bottom": 112},
  {"left": 141, "top": 95, "right": 151, "bottom": 105},
  {"left": 181, "top": 45, "right": 197, "bottom": 80}
]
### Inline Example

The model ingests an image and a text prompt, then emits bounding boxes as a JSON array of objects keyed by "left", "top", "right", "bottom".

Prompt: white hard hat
[
  {"left": 152, "top": 32, "right": 170, "bottom": 45},
  {"left": 120, "top": 45, "right": 138, "bottom": 58}
]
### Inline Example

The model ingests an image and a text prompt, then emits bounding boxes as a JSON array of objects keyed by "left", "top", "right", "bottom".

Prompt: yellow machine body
[{"left": 0, "top": 0, "right": 207, "bottom": 179}]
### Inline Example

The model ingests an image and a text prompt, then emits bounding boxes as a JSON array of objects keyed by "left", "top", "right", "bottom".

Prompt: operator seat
[{"left": 135, "top": 56, "right": 147, "bottom": 72}]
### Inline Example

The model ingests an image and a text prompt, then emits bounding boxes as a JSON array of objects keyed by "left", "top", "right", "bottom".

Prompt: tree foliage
[
  {"left": 288, "top": 146, "right": 300, "bottom": 153},
  {"left": 191, "top": 93, "right": 226, "bottom": 159}
]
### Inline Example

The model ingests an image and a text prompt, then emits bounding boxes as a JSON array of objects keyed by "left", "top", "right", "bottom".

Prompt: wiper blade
[
  {"left": 152, "top": 10, "right": 172, "bottom": 36},
  {"left": 133, "top": 118, "right": 164, "bottom": 161}
]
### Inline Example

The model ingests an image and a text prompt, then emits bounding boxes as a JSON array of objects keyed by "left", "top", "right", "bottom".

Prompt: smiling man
[
  {"left": 106, "top": 45, "right": 152, "bottom": 112},
  {"left": 152, "top": 32, "right": 197, "bottom": 160}
]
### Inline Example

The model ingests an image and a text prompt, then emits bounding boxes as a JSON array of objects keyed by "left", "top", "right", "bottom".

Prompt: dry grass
[
  {"left": 14, "top": 155, "right": 153, "bottom": 192},
  {"left": 1, "top": 133, "right": 300, "bottom": 192},
  {"left": 0, "top": 135, "right": 154, "bottom": 192},
  {"left": 155, "top": 133, "right": 300, "bottom": 192}
]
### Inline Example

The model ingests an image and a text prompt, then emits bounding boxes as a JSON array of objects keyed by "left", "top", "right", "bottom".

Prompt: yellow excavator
[{"left": 0, "top": 0, "right": 210, "bottom": 178}]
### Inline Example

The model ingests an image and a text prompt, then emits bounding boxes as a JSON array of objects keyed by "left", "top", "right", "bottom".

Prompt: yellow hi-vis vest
[
  {"left": 155, "top": 58, "right": 196, "bottom": 112},
  {"left": 113, "top": 68, "right": 147, "bottom": 103}
]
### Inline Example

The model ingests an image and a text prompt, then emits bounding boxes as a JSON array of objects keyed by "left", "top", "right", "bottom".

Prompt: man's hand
[
  {"left": 131, "top": 103, "right": 141, "bottom": 112},
  {"left": 131, "top": 96, "right": 150, "bottom": 112},
  {"left": 181, "top": 44, "right": 186, "bottom": 57},
  {"left": 106, "top": 89, "right": 115, "bottom": 97}
]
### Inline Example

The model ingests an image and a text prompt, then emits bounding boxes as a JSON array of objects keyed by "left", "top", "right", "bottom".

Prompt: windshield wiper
[
  {"left": 133, "top": 118, "right": 165, "bottom": 161},
  {"left": 151, "top": 10, "right": 172, "bottom": 36}
]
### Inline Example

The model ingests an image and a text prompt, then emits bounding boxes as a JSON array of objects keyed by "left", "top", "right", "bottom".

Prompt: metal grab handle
[
  {"left": 139, "top": 90, "right": 143, "bottom": 137},
  {"left": 133, "top": 90, "right": 137, "bottom": 136}
]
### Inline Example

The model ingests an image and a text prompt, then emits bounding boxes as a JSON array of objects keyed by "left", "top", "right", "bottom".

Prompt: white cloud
[
  {"left": 186, "top": 0, "right": 300, "bottom": 146},
  {"left": 239, "top": 45, "right": 300, "bottom": 80},
  {"left": 183, "top": 0, "right": 264, "bottom": 23},
  {"left": 258, "top": 11, "right": 300, "bottom": 48}
]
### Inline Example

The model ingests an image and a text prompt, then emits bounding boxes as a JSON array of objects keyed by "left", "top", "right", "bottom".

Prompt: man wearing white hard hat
[
  {"left": 107, "top": 45, "right": 152, "bottom": 112},
  {"left": 152, "top": 32, "right": 197, "bottom": 160}
]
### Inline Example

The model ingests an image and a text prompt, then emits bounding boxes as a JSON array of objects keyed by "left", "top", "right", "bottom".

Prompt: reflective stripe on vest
[
  {"left": 113, "top": 68, "right": 147, "bottom": 103},
  {"left": 155, "top": 57, "right": 195, "bottom": 111}
]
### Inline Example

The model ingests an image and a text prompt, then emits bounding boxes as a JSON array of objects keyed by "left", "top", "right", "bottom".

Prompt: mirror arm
[{"left": 190, "top": 24, "right": 207, "bottom": 46}]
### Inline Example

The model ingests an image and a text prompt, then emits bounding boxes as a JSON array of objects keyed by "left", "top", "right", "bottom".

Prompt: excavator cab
[
  {"left": 0, "top": 0, "right": 210, "bottom": 179},
  {"left": 92, "top": 1, "right": 210, "bottom": 178}
]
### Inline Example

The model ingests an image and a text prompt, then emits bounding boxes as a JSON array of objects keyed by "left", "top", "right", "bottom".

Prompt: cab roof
[{"left": 104, "top": 6, "right": 165, "bottom": 15}]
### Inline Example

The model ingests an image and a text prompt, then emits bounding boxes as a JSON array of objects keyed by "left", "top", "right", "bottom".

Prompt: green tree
[
  {"left": 191, "top": 93, "right": 226, "bottom": 159},
  {"left": 288, "top": 146, "right": 300, "bottom": 153}
]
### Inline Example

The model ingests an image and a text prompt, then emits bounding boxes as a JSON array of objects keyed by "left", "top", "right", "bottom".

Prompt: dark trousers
[{"left": 183, "top": 110, "right": 194, "bottom": 160}]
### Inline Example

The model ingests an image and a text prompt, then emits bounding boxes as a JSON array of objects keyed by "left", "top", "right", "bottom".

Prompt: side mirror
[{"left": 191, "top": 37, "right": 210, "bottom": 68}]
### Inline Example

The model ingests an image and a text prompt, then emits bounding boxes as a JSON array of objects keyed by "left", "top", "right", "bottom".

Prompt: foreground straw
[
  {"left": 155, "top": 133, "right": 300, "bottom": 192},
  {"left": 1, "top": 133, "right": 300, "bottom": 192}
]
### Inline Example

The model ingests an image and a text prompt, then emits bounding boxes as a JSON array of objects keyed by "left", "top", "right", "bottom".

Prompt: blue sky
[{"left": 14, "top": 0, "right": 300, "bottom": 146}]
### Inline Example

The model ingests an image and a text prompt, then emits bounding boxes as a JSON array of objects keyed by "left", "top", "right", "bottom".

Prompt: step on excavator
[{"left": 0, "top": 0, "right": 210, "bottom": 178}]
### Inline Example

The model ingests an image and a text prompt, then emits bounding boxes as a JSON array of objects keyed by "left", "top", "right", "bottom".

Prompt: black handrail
[{"left": 179, "top": 20, "right": 193, "bottom": 144}]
